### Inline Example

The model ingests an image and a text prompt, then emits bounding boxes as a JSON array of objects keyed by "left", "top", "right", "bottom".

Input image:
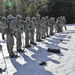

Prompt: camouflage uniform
[
  {"left": 55, "top": 16, "right": 63, "bottom": 33},
  {"left": 45, "top": 16, "right": 50, "bottom": 37},
  {"left": 30, "top": 17, "right": 37, "bottom": 45},
  {"left": 36, "top": 14, "right": 42, "bottom": 42},
  {"left": 24, "top": 17, "right": 31, "bottom": 48},
  {"left": 49, "top": 17, "right": 55, "bottom": 35},
  {"left": 15, "top": 14, "right": 24, "bottom": 52},
  {"left": 59, "top": 16, "right": 64, "bottom": 32},
  {"left": 2, "top": 34, "right": 5, "bottom": 40},
  {"left": 41, "top": 17, "right": 46, "bottom": 39},
  {"left": 62, "top": 16, "right": 67, "bottom": 30},
  {"left": 6, "top": 15, "right": 18, "bottom": 58},
  {"left": 0, "top": 17, "right": 7, "bottom": 40}
]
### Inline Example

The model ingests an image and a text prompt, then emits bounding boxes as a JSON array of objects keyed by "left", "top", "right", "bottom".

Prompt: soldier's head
[
  {"left": 63, "top": 16, "right": 65, "bottom": 19},
  {"left": 1, "top": 17, "right": 6, "bottom": 21},
  {"left": 50, "top": 17, "right": 55, "bottom": 22},
  {"left": 16, "top": 14, "right": 22, "bottom": 19},
  {"left": 26, "top": 17, "right": 31, "bottom": 22},
  {"left": 32, "top": 17, "right": 36, "bottom": 21},
  {"left": 46, "top": 16, "right": 49, "bottom": 19},
  {"left": 42, "top": 17, "right": 45, "bottom": 21},
  {"left": 7, "top": 15, "right": 14, "bottom": 21}
]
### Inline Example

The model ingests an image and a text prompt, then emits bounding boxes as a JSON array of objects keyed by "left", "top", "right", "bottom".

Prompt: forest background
[{"left": 0, "top": 0, "right": 75, "bottom": 23}]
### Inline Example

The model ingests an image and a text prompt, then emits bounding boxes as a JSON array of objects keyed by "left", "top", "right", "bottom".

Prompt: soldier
[
  {"left": 30, "top": 17, "right": 37, "bottom": 45},
  {"left": 24, "top": 17, "right": 31, "bottom": 48},
  {"left": 45, "top": 16, "right": 50, "bottom": 37},
  {"left": 55, "top": 16, "right": 63, "bottom": 33},
  {"left": 59, "top": 16, "right": 64, "bottom": 32},
  {"left": 36, "top": 14, "right": 42, "bottom": 42},
  {"left": 49, "top": 17, "right": 55, "bottom": 35},
  {"left": 15, "top": 14, "right": 24, "bottom": 52},
  {"left": 41, "top": 17, "right": 46, "bottom": 39},
  {"left": 62, "top": 16, "right": 67, "bottom": 30},
  {"left": 6, "top": 15, "right": 18, "bottom": 58},
  {"left": 55, "top": 17, "right": 60, "bottom": 33}
]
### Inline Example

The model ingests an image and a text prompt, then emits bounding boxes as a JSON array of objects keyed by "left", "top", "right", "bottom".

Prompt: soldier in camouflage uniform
[
  {"left": 55, "top": 16, "right": 63, "bottom": 33},
  {"left": 41, "top": 17, "right": 46, "bottom": 39},
  {"left": 49, "top": 17, "right": 55, "bottom": 35},
  {"left": 6, "top": 15, "right": 18, "bottom": 58},
  {"left": 36, "top": 14, "right": 42, "bottom": 42},
  {"left": 59, "top": 16, "right": 64, "bottom": 32},
  {"left": 55, "top": 17, "right": 60, "bottom": 33},
  {"left": 30, "top": 17, "right": 37, "bottom": 45},
  {"left": 62, "top": 16, "right": 67, "bottom": 30},
  {"left": 24, "top": 17, "right": 31, "bottom": 48},
  {"left": 15, "top": 14, "right": 24, "bottom": 52},
  {"left": 45, "top": 16, "right": 50, "bottom": 37}
]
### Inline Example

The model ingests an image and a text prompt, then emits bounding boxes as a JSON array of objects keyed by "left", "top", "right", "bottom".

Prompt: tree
[
  {"left": 26, "top": 2, "right": 38, "bottom": 17},
  {"left": 47, "top": 0, "right": 75, "bottom": 23},
  {"left": 0, "top": 0, "right": 4, "bottom": 16}
]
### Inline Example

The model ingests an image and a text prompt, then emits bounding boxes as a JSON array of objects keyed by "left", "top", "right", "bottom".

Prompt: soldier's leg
[
  {"left": 36, "top": 28, "right": 39, "bottom": 41},
  {"left": 57, "top": 27, "right": 60, "bottom": 33},
  {"left": 50, "top": 26, "right": 53, "bottom": 35},
  {"left": 42, "top": 29, "right": 45, "bottom": 39},
  {"left": 7, "top": 34, "right": 14, "bottom": 56},
  {"left": 64, "top": 25, "right": 67, "bottom": 30},
  {"left": 49, "top": 26, "right": 51, "bottom": 36},
  {"left": 30, "top": 31, "right": 33, "bottom": 43},
  {"left": 30, "top": 31, "right": 36, "bottom": 45},
  {"left": 16, "top": 32, "right": 24, "bottom": 52},
  {"left": 43, "top": 30, "right": 45, "bottom": 37},
  {"left": 7, "top": 34, "right": 18, "bottom": 58},
  {"left": 25, "top": 32, "right": 31, "bottom": 48},
  {"left": 38, "top": 28, "right": 42, "bottom": 42},
  {"left": 2, "top": 33, "right": 5, "bottom": 40},
  {"left": 47, "top": 26, "right": 49, "bottom": 37}
]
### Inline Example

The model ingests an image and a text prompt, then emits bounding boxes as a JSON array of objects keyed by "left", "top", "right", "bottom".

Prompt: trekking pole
[{"left": 0, "top": 44, "right": 8, "bottom": 75}]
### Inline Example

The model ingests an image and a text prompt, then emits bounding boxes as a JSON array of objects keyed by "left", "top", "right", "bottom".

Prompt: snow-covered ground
[{"left": 0, "top": 24, "right": 75, "bottom": 75}]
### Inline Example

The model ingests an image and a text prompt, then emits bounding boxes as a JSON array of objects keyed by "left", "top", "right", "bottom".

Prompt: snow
[{"left": 0, "top": 24, "right": 75, "bottom": 75}]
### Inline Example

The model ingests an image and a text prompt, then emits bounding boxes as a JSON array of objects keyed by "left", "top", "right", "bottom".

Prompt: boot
[
  {"left": 37, "top": 39, "right": 43, "bottom": 42},
  {"left": 30, "top": 42, "right": 37, "bottom": 45},
  {"left": 17, "top": 49, "right": 24, "bottom": 52},
  {"left": 42, "top": 37, "right": 45, "bottom": 39},
  {"left": 10, "top": 54, "right": 18, "bottom": 58},
  {"left": 47, "top": 35, "right": 50, "bottom": 37},
  {"left": 0, "top": 68, "right": 6, "bottom": 73},
  {"left": 25, "top": 44, "right": 31, "bottom": 48}
]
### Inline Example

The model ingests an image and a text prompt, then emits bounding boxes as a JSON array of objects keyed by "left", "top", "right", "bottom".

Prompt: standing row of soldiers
[{"left": 0, "top": 14, "right": 66, "bottom": 58}]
